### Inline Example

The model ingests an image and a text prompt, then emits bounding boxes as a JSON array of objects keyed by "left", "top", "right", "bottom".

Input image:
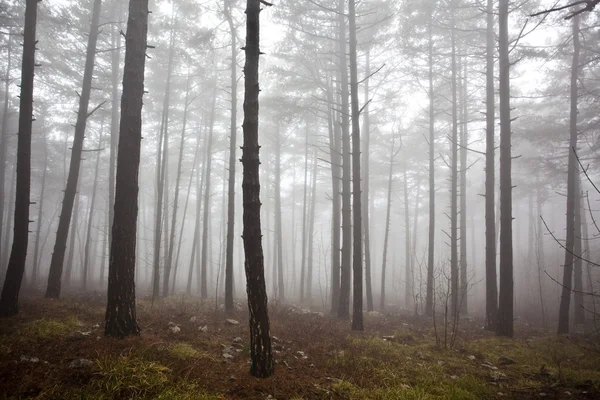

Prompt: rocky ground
[{"left": 0, "top": 292, "right": 598, "bottom": 399}]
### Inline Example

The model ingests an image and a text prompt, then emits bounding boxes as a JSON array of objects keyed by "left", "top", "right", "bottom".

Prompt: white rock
[
  {"left": 169, "top": 325, "right": 181, "bottom": 334},
  {"left": 198, "top": 325, "right": 208, "bottom": 332},
  {"left": 226, "top": 319, "right": 240, "bottom": 325},
  {"left": 190, "top": 316, "right": 197, "bottom": 323}
]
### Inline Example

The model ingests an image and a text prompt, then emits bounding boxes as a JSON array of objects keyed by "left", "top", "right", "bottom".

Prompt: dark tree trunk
[
  {"left": 496, "top": 0, "right": 514, "bottom": 338},
  {"left": 64, "top": 192, "right": 80, "bottom": 287},
  {"left": 380, "top": 142, "right": 396, "bottom": 311},
  {"left": 83, "top": 120, "right": 104, "bottom": 290},
  {"left": 224, "top": 0, "right": 238, "bottom": 312},
  {"left": 349, "top": 0, "right": 363, "bottom": 331},
  {"left": 425, "top": 7, "right": 435, "bottom": 316},
  {"left": 241, "top": 0, "right": 273, "bottom": 378},
  {"left": 362, "top": 50, "right": 373, "bottom": 312},
  {"left": 201, "top": 87, "right": 217, "bottom": 300},
  {"left": 484, "top": 0, "right": 498, "bottom": 331},
  {"left": 108, "top": 0, "right": 123, "bottom": 277},
  {"left": 2, "top": 167, "right": 16, "bottom": 276},
  {"left": 104, "top": 0, "right": 149, "bottom": 338},
  {"left": 163, "top": 74, "right": 191, "bottom": 296},
  {"left": 0, "top": 34, "right": 12, "bottom": 269},
  {"left": 46, "top": 0, "right": 102, "bottom": 299},
  {"left": 337, "top": 0, "right": 352, "bottom": 320},
  {"left": 0, "top": 0, "right": 38, "bottom": 316}
]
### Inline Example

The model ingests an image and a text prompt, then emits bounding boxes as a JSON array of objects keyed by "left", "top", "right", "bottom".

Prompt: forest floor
[{"left": 0, "top": 293, "right": 599, "bottom": 400}]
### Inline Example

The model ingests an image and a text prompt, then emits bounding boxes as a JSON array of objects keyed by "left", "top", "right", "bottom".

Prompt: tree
[
  {"left": 0, "top": 0, "right": 38, "bottom": 317},
  {"left": 496, "top": 0, "right": 514, "bottom": 338},
  {"left": 46, "top": 0, "right": 103, "bottom": 299},
  {"left": 349, "top": 0, "right": 364, "bottom": 332},
  {"left": 241, "top": 0, "right": 273, "bottom": 378},
  {"left": 104, "top": 0, "right": 150, "bottom": 338},
  {"left": 484, "top": 0, "right": 498, "bottom": 331},
  {"left": 224, "top": 0, "right": 238, "bottom": 313},
  {"left": 557, "top": 15, "right": 581, "bottom": 335}
]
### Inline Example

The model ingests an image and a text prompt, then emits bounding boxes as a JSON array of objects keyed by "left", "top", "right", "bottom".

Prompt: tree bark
[
  {"left": 46, "top": 0, "right": 102, "bottom": 299},
  {"left": 0, "top": 34, "right": 12, "bottom": 270},
  {"left": 306, "top": 150, "right": 318, "bottom": 302},
  {"left": 327, "top": 81, "right": 341, "bottom": 314},
  {"left": 450, "top": 5, "right": 459, "bottom": 317},
  {"left": 300, "top": 124, "right": 309, "bottom": 302},
  {"left": 459, "top": 57, "right": 468, "bottom": 315},
  {"left": 349, "top": 0, "right": 363, "bottom": 331},
  {"left": 557, "top": 14, "right": 582, "bottom": 334},
  {"left": 224, "top": 0, "right": 238, "bottom": 312},
  {"left": 337, "top": 0, "right": 352, "bottom": 320},
  {"left": 403, "top": 166, "right": 412, "bottom": 308},
  {"left": 31, "top": 121, "right": 48, "bottom": 288},
  {"left": 362, "top": 49, "right": 373, "bottom": 312},
  {"left": 380, "top": 142, "right": 395, "bottom": 311},
  {"left": 163, "top": 74, "right": 191, "bottom": 296},
  {"left": 83, "top": 120, "right": 104, "bottom": 290},
  {"left": 274, "top": 124, "right": 285, "bottom": 302},
  {"left": 64, "top": 192, "right": 80, "bottom": 287},
  {"left": 241, "top": 0, "right": 273, "bottom": 378},
  {"left": 484, "top": 0, "right": 498, "bottom": 331},
  {"left": 496, "top": 0, "right": 514, "bottom": 337},
  {"left": 0, "top": 0, "right": 37, "bottom": 316},
  {"left": 425, "top": 6, "right": 436, "bottom": 316},
  {"left": 574, "top": 179, "right": 584, "bottom": 324},
  {"left": 104, "top": 0, "right": 149, "bottom": 338},
  {"left": 200, "top": 86, "right": 217, "bottom": 300}
]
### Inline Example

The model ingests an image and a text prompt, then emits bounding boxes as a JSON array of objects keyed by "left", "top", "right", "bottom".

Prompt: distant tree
[
  {"left": 0, "top": 0, "right": 38, "bottom": 317},
  {"left": 241, "top": 0, "right": 273, "bottom": 378},
  {"left": 104, "top": 0, "right": 150, "bottom": 338}
]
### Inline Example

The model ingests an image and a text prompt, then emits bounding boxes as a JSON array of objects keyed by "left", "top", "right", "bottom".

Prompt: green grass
[
  {"left": 21, "top": 316, "right": 81, "bottom": 339},
  {"left": 166, "top": 342, "right": 207, "bottom": 360}
]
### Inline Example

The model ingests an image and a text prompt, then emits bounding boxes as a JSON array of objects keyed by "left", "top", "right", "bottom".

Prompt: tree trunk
[
  {"left": 104, "top": 0, "right": 149, "bottom": 338},
  {"left": 425, "top": 7, "right": 435, "bottom": 316},
  {"left": 83, "top": 120, "right": 104, "bottom": 290},
  {"left": 459, "top": 57, "right": 468, "bottom": 315},
  {"left": 362, "top": 49, "right": 373, "bottom": 312},
  {"left": 187, "top": 145, "right": 204, "bottom": 295},
  {"left": 535, "top": 176, "right": 546, "bottom": 327},
  {"left": 224, "top": 0, "right": 238, "bottom": 312},
  {"left": 0, "top": 34, "right": 12, "bottom": 269},
  {"left": 450, "top": 5, "right": 459, "bottom": 317},
  {"left": 31, "top": 123, "right": 48, "bottom": 288},
  {"left": 306, "top": 150, "right": 318, "bottom": 302},
  {"left": 241, "top": 0, "right": 273, "bottom": 378},
  {"left": 484, "top": 0, "right": 498, "bottom": 331},
  {"left": 274, "top": 124, "right": 285, "bottom": 302},
  {"left": 152, "top": 10, "right": 176, "bottom": 300},
  {"left": 574, "top": 179, "right": 584, "bottom": 324},
  {"left": 2, "top": 166, "right": 16, "bottom": 276},
  {"left": 348, "top": 0, "right": 363, "bottom": 332},
  {"left": 557, "top": 14, "right": 582, "bottom": 333},
  {"left": 380, "top": 142, "right": 395, "bottom": 311},
  {"left": 496, "top": 0, "right": 514, "bottom": 337},
  {"left": 0, "top": 0, "right": 37, "bottom": 316},
  {"left": 201, "top": 86, "right": 217, "bottom": 300},
  {"left": 163, "top": 74, "right": 191, "bottom": 296},
  {"left": 172, "top": 120, "right": 202, "bottom": 294},
  {"left": 300, "top": 124, "right": 309, "bottom": 302},
  {"left": 45, "top": 0, "right": 102, "bottom": 299},
  {"left": 327, "top": 81, "right": 341, "bottom": 314},
  {"left": 64, "top": 192, "right": 80, "bottom": 287},
  {"left": 108, "top": 0, "right": 123, "bottom": 274},
  {"left": 337, "top": 0, "right": 352, "bottom": 320},
  {"left": 403, "top": 166, "right": 412, "bottom": 308}
]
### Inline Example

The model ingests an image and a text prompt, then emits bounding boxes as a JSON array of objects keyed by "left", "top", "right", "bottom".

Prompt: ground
[{"left": 0, "top": 292, "right": 598, "bottom": 399}]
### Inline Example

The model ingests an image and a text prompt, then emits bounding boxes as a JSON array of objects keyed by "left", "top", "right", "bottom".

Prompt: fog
[{"left": 0, "top": 0, "right": 599, "bottom": 392}]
